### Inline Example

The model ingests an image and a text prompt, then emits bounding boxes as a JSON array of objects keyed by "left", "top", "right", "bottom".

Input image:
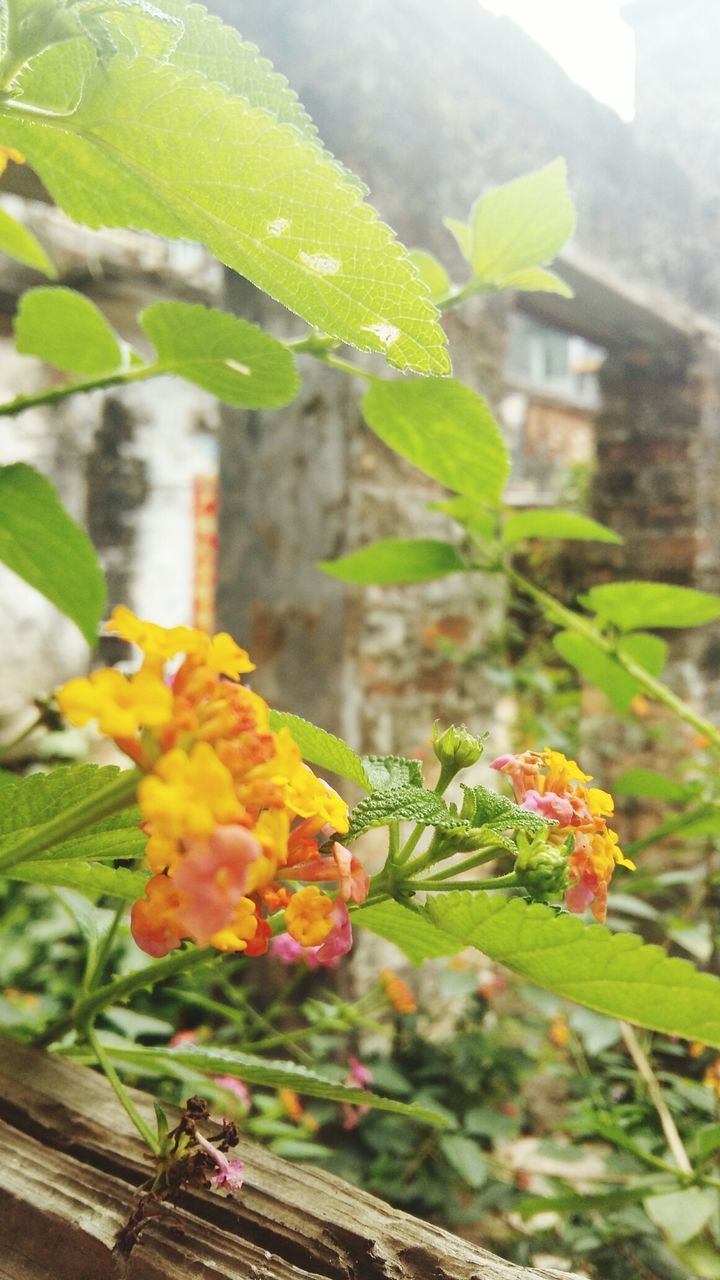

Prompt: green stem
[
  {"left": 406, "top": 872, "right": 518, "bottom": 892},
  {"left": 0, "top": 767, "right": 141, "bottom": 873},
  {"left": 387, "top": 821, "right": 400, "bottom": 863},
  {"left": 86, "top": 900, "right": 127, "bottom": 993},
  {"left": 396, "top": 825, "right": 432, "bottom": 867},
  {"left": 86, "top": 1023, "right": 160, "bottom": 1155},
  {"left": 37, "top": 944, "right": 215, "bottom": 1047},
  {"left": 423, "top": 847, "right": 503, "bottom": 879},
  {"left": 0, "top": 363, "right": 158, "bottom": 421},
  {"left": 506, "top": 566, "right": 720, "bottom": 752}
]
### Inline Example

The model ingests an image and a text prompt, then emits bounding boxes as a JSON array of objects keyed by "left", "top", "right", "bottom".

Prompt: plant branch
[
  {"left": 86, "top": 1023, "right": 160, "bottom": 1154},
  {"left": 619, "top": 1021, "right": 693, "bottom": 1176}
]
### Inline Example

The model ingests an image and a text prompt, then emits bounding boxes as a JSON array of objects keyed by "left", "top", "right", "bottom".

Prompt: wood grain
[{"left": 0, "top": 1038, "right": 581, "bottom": 1280}]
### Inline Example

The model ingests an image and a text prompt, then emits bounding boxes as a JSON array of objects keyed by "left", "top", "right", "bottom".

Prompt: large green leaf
[
  {"left": 355, "top": 898, "right": 463, "bottom": 964},
  {"left": 0, "top": 205, "right": 56, "bottom": 276},
  {"left": 468, "top": 159, "right": 575, "bottom": 285},
  {"left": 0, "top": 463, "right": 105, "bottom": 644},
  {"left": 268, "top": 710, "right": 370, "bottom": 791},
  {"left": 15, "top": 286, "right": 124, "bottom": 375},
  {"left": 581, "top": 581, "right": 720, "bottom": 631},
  {"left": 498, "top": 266, "right": 573, "bottom": 298},
  {"left": 362, "top": 379, "right": 509, "bottom": 505},
  {"left": 319, "top": 538, "right": 466, "bottom": 585},
  {"left": 0, "top": 44, "right": 448, "bottom": 373},
  {"left": 428, "top": 893, "right": 720, "bottom": 1047},
  {"left": 553, "top": 630, "right": 667, "bottom": 713},
  {"left": 97, "top": 1041, "right": 451, "bottom": 1125},
  {"left": 347, "top": 787, "right": 462, "bottom": 841},
  {"left": 503, "top": 509, "right": 622, "bottom": 546},
  {"left": 361, "top": 894, "right": 720, "bottom": 1045},
  {"left": 6, "top": 859, "right": 147, "bottom": 899}
]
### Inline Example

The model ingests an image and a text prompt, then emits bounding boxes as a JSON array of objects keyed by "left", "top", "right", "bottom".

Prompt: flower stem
[
  {"left": 619, "top": 1021, "right": 693, "bottom": 1176},
  {"left": 406, "top": 872, "right": 518, "bottom": 892},
  {"left": 86, "top": 1023, "right": 160, "bottom": 1155},
  {"left": 0, "top": 767, "right": 142, "bottom": 873},
  {"left": 506, "top": 566, "right": 720, "bottom": 751}
]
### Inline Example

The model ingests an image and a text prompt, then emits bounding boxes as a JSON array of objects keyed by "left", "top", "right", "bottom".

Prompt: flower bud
[
  {"left": 433, "top": 723, "right": 486, "bottom": 775},
  {"left": 515, "top": 837, "right": 570, "bottom": 900}
]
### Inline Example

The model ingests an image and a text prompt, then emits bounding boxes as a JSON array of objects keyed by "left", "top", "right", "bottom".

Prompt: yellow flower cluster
[{"left": 57, "top": 608, "right": 350, "bottom": 959}]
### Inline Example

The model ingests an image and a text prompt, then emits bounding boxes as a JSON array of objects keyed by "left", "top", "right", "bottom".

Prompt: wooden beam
[{"left": 0, "top": 1038, "right": 580, "bottom": 1280}]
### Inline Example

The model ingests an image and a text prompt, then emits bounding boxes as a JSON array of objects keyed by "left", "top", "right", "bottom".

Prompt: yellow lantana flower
[
  {"left": 285, "top": 884, "right": 334, "bottom": 946},
  {"left": 139, "top": 742, "right": 241, "bottom": 840},
  {"left": 57, "top": 668, "right": 172, "bottom": 738},
  {"left": 0, "top": 146, "right": 25, "bottom": 177}
]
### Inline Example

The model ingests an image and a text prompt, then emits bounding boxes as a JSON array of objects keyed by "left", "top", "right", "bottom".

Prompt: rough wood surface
[{"left": 0, "top": 1039, "right": 580, "bottom": 1280}]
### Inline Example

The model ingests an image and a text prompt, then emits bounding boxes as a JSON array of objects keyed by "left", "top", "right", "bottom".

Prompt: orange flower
[{"left": 381, "top": 969, "right": 417, "bottom": 1014}]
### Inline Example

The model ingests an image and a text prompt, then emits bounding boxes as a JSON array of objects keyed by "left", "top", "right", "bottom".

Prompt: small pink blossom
[
  {"left": 490, "top": 751, "right": 541, "bottom": 801},
  {"left": 170, "top": 1029, "right": 199, "bottom": 1048},
  {"left": 195, "top": 1131, "right": 245, "bottom": 1194},
  {"left": 314, "top": 898, "right": 353, "bottom": 966},
  {"left": 342, "top": 1055, "right": 373, "bottom": 1129},
  {"left": 213, "top": 1075, "right": 251, "bottom": 1108},
  {"left": 332, "top": 843, "right": 370, "bottom": 904},
  {"left": 173, "top": 826, "right": 262, "bottom": 945},
  {"left": 522, "top": 789, "right": 574, "bottom": 826}
]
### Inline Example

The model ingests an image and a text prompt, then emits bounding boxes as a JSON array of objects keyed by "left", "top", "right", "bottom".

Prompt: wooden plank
[{"left": 0, "top": 1039, "right": 580, "bottom": 1280}]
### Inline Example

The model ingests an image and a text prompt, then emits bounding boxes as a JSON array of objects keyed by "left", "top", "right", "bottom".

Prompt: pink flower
[
  {"left": 170, "top": 1029, "right": 199, "bottom": 1048},
  {"left": 522, "top": 789, "right": 574, "bottom": 826},
  {"left": 173, "top": 826, "right": 262, "bottom": 945},
  {"left": 490, "top": 751, "right": 542, "bottom": 801},
  {"left": 342, "top": 1055, "right": 372, "bottom": 1129},
  {"left": 195, "top": 1131, "right": 245, "bottom": 1194},
  {"left": 332, "top": 842, "right": 370, "bottom": 904},
  {"left": 314, "top": 899, "right": 352, "bottom": 966},
  {"left": 213, "top": 1076, "right": 251, "bottom": 1108}
]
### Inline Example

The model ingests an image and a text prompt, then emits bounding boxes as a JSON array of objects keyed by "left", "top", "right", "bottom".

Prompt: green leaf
[
  {"left": 6, "top": 859, "right": 147, "bottom": 900},
  {"left": 347, "top": 786, "right": 463, "bottom": 841},
  {"left": 498, "top": 266, "right": 573, "bottom": 298},
  {"left": 503, "top": 509, "right": 622, "bottom": 545},
  {"left": 644, "top": 1188, "right": 717, "bottom": 1246},
  {"left": 36, "top": 826, "right": 147, "bottom": 862},
  {"left": 553, "top": 630, "right": 667, "bottom": 713},
  {"left": 429, "top": 497, "right": 498, "bottom": 541},
  {"left": 438, "top": 1133, "right": 489, "bottom": 1190},
  {"left": 361, "top": 755, "right": 424, "bottom": 791},
  {"left": 140, "top": 301, "right": 298, "bottom": 408},
  {"left": 443, "top": 217, "right": 472, "bottom": 261},
  {"left": 0, "top": 463, "right": 106, "bottom": 644},
  {"left": 98, "top": 1042, "right": 451, "bottom": 1125},
  {"left": 319, "top": 539, "right": 466, "bottom": 585},
  {"left": 461, "top": 783, "right": 550, "bottom": 834},
  {"left": 77, "top": 0, "right": 183, "bottom": 59},
  {"left": 0, "top": 205, "right": 55, "bottom": 276},
  {"left": 0, "top": 764, "right": 136, "bottom": 849},
  {"left": 268, "top": 710, "right": 370, "bottom": 791},
  {"left": 518, "top": 1186, "right": 652, "bottom": 1219},
  {"left": 424, "top": 892, "right": 720, "bottom": 1047},
  {"left": 362, "top": 379, "right": 509, "bottom": 506},
  {"left": 581, "top": 581, "right": 720, "bottom": 631},
  {"left": 15, "top": 287, "right": 124, "bottom": 375},
  {"left": 469, "top": 159, "right": 575, "bottom": 284},
  {"left": 354, "top": 899, "right": 463, "bottom": 965},
  {"left": 1, "top": 50, "right": 448, "bottom": 374},
  {"left": 408, "top": 249, "right": 451, "bottom": 301},
  {"left": 614, "top": 768, "right": 697, "bottom": 804}
]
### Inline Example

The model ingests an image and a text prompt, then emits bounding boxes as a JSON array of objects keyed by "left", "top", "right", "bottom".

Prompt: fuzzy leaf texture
[
  {"left": 0, "top": 206, "right": 55, "bottom": 275},
  {"left": 97, "top": 1042, "right": 451, "bottom": 1125},
  {"left": 356, "top": 895, "right": 720, "bottom": 1046},
  {"left": 0, "top": 16, "right": 449, "bottom": 373},
  {"left": 461, "top": 783, "right": 550, "bottom": 834},
  {"left": 362, "top": 379, "right": 509, "bottom": 506},
  {"left": 0, "top": 463, "right": 105, "bottom": 644},
  {"left": 268, "top": 710, "right": 370, "bottom": 791},
  {"left": 319, "top": 539, "right": 466, "bottom": 585},
  {"left": 0, "top": 765, "right": 140, "bottom": 866},
  {"left": 361, "top": 754, "right": 424, "bottom": 791},
  {"left": 347, "top": 786, "right": 464, "bottom": 841}
]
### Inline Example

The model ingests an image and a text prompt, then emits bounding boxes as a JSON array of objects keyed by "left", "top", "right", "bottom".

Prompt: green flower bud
[
  {"left": 433, "top": 723, "right": 486, "bottom": 775},
  {"left": 515, "top": 838, "right": 570, "bottom": 900}
]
